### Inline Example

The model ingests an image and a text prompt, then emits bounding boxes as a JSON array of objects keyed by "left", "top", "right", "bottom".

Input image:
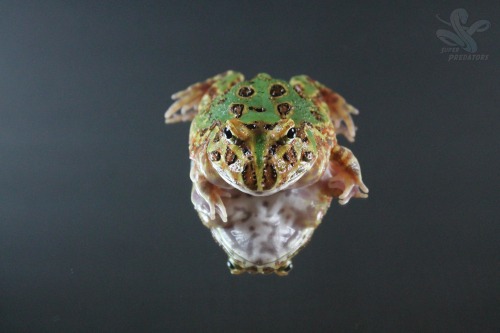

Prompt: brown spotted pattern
[
  {"left": 302, "top": 151, "right": 313, "bottom": 161},
  {"left": 242, "top": 163, "right": 258, "bottom": 190},
  {"left": 238, "top": 86, "right": 254, "bottom": 97},
  {"left": 330, "top": 145, "right": 359, "bottom": 177},
  {"left": 225, "top": 147, "right": 237, "bottom": 165},
  {"left": 262, "top": 163, "right": 278, "bottom": 190},
  {"left": 270, "top": 84, "right": 286, "bottom": 97},
  {"left": 283, "top": 147, "right": 297, "bottom": 165},
  {"left": 277, "top": 103, "right": 292, "bottom": 118},
  {"left": 210, "top": 151, "right": 221, "bottom": 161},
  {"left": 231, "top": 104, "right": 244, "bottom": 118}
]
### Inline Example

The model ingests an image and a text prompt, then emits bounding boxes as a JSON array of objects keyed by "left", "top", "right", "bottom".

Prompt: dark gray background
[{"left": 1, "top": 1, "right": 498, "bottom": 332}]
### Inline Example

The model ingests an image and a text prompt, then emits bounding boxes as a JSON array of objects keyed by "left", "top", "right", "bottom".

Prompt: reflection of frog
[{"left": 165, "top": 71, "right": 368, "bottom": 275}]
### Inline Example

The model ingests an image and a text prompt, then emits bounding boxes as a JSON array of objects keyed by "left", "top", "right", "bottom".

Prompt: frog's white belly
[
  {"left": 211, "top": 191, "right": 317, "bottom": 266},
  {"left": 192, "top": 173, "right": 333, "bottom": 274}
]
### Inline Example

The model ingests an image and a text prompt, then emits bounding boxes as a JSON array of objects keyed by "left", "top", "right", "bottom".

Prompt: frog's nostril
[{"left": 249, "top": 106, "right": 265, "bottom": 112}]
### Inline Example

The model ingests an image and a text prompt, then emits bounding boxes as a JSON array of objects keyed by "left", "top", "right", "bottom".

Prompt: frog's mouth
[{"left": 214, "top": 158, "right": 313, "bottom": 197}]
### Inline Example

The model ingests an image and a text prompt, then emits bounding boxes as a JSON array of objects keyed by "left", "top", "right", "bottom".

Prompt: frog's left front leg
[{"left": 327, "top": 145, "right": 369, "bottom": 205}]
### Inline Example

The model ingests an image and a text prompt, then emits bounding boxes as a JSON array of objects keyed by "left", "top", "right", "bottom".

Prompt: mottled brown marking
[
  {"left": 262, "top": 267, "right": 274, "bottom": 274},
  {"left": 331, "top": 147, "right": 360, "bottom": 178},
  {"left": 242, "top": 146, "right": 252, "bottom": 156},
  {"left": 264, "top": 123, "right": 277, "bottom": 131},
  {"left": 262, "top": 163, "right": 278, "bottom": 190},
  {"left": 319, "top": 87, "right": 339, "bottom": 105},
  {"left": 247, "top": 266, "right": 258, "bottom": 273},
  {"left": 297, "top": 127, "right": 308, "bottom": 142},
  {"left": 331, "top": 146, "right": 348, "bottom": 163},
  {"left": 234, "top": 207, "right": 251, "bottom": 222},
  {"left": 209, "top": 121, "right": 219, "bottom": 130},
  {"left": 207, "top": 86, "right": 218, "bottom": 98},
  {"left": 310, "top": 109, "right": 323, "bottom": 121},
  {"left": 345, "top": 164, "right": 360, "bottom": 176},
  {"left": 278, "top": 103, "right": 292, "bottom": 118},
  {"left": 238, "top": 86, "right": 254, "bottom": 97},
  {"left": 293, "top": 84, "right": 305, "bottom": 98},
  {"left": 231, "top": 104, "right": 244, "bottom": 118},
  {"left": 209, "top": 151, "right": 221, "bottom": 161},
  {"left": 268, "top": 144, "right": 277, "bottom": 155},
  {"left": 302, "top": 151, "right": 313, "bottom": 161},
  {"left": 213, "top": 132, "right": 220, "bottom": 143},
  {"left": 270, "top": 84, "right": 286, "bottom": 97},
  {"left": 225, "top": 147, "right": 237, "bottom": 165},
  {"left": 242, "top": 162, "right": 258, "bottom": 190},
  {"left": 199, "top": 127, "right": 209, "bottom": 137},
  {"left": 283, "top": 147, "right": 297, "bottom": 165}
]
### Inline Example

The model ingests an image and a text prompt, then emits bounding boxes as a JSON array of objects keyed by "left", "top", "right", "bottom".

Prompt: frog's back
[{"left": 191, "top": 72, "right": 333, "bottom": 134}]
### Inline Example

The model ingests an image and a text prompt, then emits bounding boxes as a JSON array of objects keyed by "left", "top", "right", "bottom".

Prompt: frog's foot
[
  {"left": 164, "top": 80, "right": 213, "bottom": 124},
  {"left": 207, "top": 186, "right": 231, "bottom": 222},
  {"left": 191, "top": 183, "right": 231, "bottom": 222},
  {"left": 165, "top": 71, "right": 244, "bottom": 124},
  {"left": 190, "top": 167, "right": 231, "bottom": 222},
  {"left": 328, "top": 145, "right": 369, "bottom": 205},
  {"left": 319, "top": 86, "right": 359, "bottom": 142}
]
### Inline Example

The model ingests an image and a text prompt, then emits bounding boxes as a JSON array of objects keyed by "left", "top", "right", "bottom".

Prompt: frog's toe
[
  {"left": 329, "top": 178, "right": 369, "bottom": 205},
  {"left": 339, "top": 185, "right": 368, "bottom": 205},
  {"left": 191, "top": 185, "right": 229, "bottom": 222},
  {"left": 213, "top": 199, "right": 228, "bottom": 223}
]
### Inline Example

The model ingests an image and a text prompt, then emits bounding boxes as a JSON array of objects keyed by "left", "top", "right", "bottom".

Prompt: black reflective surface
[{"left": 1, "top": 2, "right": 498, "bottom": 332}]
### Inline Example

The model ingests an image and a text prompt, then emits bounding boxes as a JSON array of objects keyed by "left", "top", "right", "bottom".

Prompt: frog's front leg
[
  {"left": 327, "top": 145, "right": 369, "bottom": 205},
  {"left": 190, "top": 161, "right": 231, "bottom": 223}
]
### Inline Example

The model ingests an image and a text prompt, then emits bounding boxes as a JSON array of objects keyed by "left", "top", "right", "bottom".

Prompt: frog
[{"left": 165, "top": 71, "right": 368, "bottom": 275}]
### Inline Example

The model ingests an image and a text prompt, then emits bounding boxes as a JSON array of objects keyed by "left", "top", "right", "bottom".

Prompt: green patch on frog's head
[
  {"left": 205, "top": 73, "right": 326, "bottom": 127},
  {"left": 206, "top": 118, "right": 318, "bottom": 195}
]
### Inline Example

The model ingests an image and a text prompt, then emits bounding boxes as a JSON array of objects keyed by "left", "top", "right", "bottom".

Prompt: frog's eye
[
  {"left": 238, "top": 86, "right": 254, "bottom": 97},
  {"left": 270, "top": 84, "right": 286, "bottom": 97},
  {"left": 223, "top": 127, "right": 233, "bottom": 139},
  {"left": 286, "top": 127, "right": 297, "bottom": 139}
]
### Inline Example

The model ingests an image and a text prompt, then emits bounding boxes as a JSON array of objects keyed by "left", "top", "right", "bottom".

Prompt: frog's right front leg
[{"left": 190, "top": 161, "right": 231, "bottom": 223}]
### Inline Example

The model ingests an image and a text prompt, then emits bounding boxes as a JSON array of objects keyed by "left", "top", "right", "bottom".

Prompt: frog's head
[{"left": 205, "top": 75, "right": 322, "bottom": 194}]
